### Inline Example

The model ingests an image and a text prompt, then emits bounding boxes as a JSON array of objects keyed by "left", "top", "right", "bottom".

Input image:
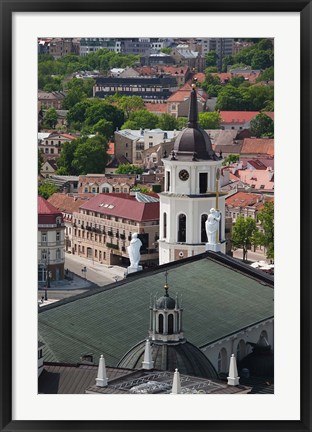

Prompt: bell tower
[
  {"left": 149, "top": 271, "right": 184, "bottom": 343},
  {"left": 158, "top": 85, "right": 228, "bottom": 264}
]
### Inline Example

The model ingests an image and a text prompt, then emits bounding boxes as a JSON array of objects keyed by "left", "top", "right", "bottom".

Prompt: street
[{"left": 64, "top": 253, "right": 127, "bottom": 286}]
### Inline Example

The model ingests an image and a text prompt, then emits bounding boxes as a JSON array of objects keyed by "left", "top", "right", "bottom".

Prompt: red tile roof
[
  {"left": 220, "top": 111, "right": 260, "bottom": 125},
  {"left": 38, "top": 196, "right": 63, "bottom": 225},
  {"left": 48, "top": 193, "right": 90, "bottom": 214},
  {"left": 144, "top": 103, "right": 167, "bottom": 113},
  {"left": 107, "top": 141, "right": 115, "bottom": 155},
  {"left": 241, "top": 138, "right": 274, "bottom": 157},
  {"left": 78, "top": 193, "right": 159, "bottom": 222},
  {"left": 226, "top": 192, "right": 274, "bottom": 208},
  {"left": 193, "top": 72, "right": 205, "bottom": 82},
  {"left": 167, "top": 83, "right": 207, "bottom": 103}
]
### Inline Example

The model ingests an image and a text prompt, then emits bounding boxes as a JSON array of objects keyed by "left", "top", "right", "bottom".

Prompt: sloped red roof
[
  {"left": 48, "top": 193, "right": 90, "bottom": 214},
  {"left": 220, "top": 111, "right": 260, "bottom": 124},
  {"left": 78, "top": 193, "right": 159, "bottom": 222},
  {"left": 167, "top": 83, "right": 207, "bottom": 103},
  {"left": 193, "top": 72, "right": 205, "bottom": 82},
  {"left": 144, "top": 103, "right": 167, "bottom": 113},
  {"left": 38, "top": 195, "right": 63, "bottom": 225},
  {"left": 226, "top": 191, "right": 274, "bottom": 209},
  {"left": 107, "top": 141, "right": 115, "bottom": 155},
  {"left": 241, "top": 138, "right": 274, "bottom": 156}
]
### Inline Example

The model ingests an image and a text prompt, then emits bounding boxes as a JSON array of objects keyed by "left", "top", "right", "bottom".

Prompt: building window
[
  {"left": 236, "top": 339, "right": 246, "bottom": 361},
  {"left": 177, "top": 214, "right": 186, "bottom": 243},
  {"left": 41, "top": 233, "right": 47, "bottom": 243},
  {"left": 41, "top": 250, "right": 47, "bottom": 261},
  {"left": 158, "top": 314, "right": 164, "bottom": 334},
  {"left": 56, "top": 232, "right": 60, "bottom": 242},
  {"left": 166, "top": 171, "right": 170, "bottom": 192},
  {"left": 163, "top": 212, "right": 167, "bottom": 238},
  {"left": 199, "top": 173, "right": 208, "bottom": 194},
  {"left": 102, "top": 187, "right": 109, "bottom": 193},
  {"left": 56, "top": 249, "right": 61, "bottom": 259},
  {"left": 201, "top": 214, "right": 208, "bottom": 242},
  {"left": 168, "top": 314, "right": 174, "bottom": 335},
  {"left": 218, "top": 348, "right": 228, "bottom": 373}
]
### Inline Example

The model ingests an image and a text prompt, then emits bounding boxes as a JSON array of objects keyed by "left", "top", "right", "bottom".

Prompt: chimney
[
  {"left": 142, "top": 339, "right": 154, "bottom": 370},
  {"left": 95, "top": 355, "right": 108, "bottom": 387},
  {"left": 171, "top": 368, "right": 182, "bottom": 394},
  {"left": 227, "top": 354, "right": 240, "bottom": 386}
]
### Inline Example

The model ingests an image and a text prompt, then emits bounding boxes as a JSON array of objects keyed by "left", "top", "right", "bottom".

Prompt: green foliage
[
  {"left": 116, "top": 164, "right": 144, "bottom": 175},
  {"left": 160, "top": 47, "right": 172, "bottom": 54},
  {"left": 56, "top": 140, "right": 79, "bottom": 175},
  {"left": 42, "top": 108, "right": 58, "bottom": 129},
  {"left": 256, "top": 66, "right": 274, "bottom": 83},
  {"left": 250, "top": 113, "right": 274, "bottom": 138},
  {"left": 222, "top": 154, "right": 240, "bottom": 166},
  {"left": 38, "top": 182, "right": 59, "bottom": 199},
  {"left": 115, "top": 95, "right": 145, "bottom": 118},
  {"left": 257, "top": 202, "right": 274, "bottom": 259},
  {"left": 198, "top": 112, "right": 221, "bottom": 129},
  {"left": 121, "top": 109, "right": 159, "bottom": 130},
  {"left": 177, "top": 117, "right": 188, "bottom": 129},
  {"left": 157, "top": 113, "right": 179, "bottom": 130},
  {"left": 205, "top": 51, "right": 218, "bottom": 67},
  {"left": 215, "top": 83, "right": 273, "bottom": 111},
  {"left": 62, "top": 78, "right": 95, "bottom": 110},
  {"left": 66, "top": 98, "right": 124, "bottom": 132},
  {"left": 38, "top": 49, "right": 140, "bottom": 90},
  {"left": 71, "top": 135, "right": 109, "bottom": 175},
  {"left": 91, "top": 119, "right": 114, "bottom": 138},
  {"left": 232, "top": 215, "right": 257, "bottom": 261}
]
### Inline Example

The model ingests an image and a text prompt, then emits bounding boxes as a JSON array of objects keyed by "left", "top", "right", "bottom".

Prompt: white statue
[
  {"left": 205, "top": 208, "right": 221, "bottom": 245},
  {"left": 127, "top": 233, "right": 142, "bottom": 268}
]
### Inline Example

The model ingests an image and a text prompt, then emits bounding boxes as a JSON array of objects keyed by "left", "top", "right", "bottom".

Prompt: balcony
[
  {"left": 107, "top": 231, "right": 113, "bottom": 237},
  {"left": 106, "top": 242, "right": 119, "bottom": 250},
  {"left": 120, "top": 234, "right": 126, "bottom": 240}
]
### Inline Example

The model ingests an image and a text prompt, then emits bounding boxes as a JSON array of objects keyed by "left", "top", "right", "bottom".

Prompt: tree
[
  {"left": 232, "top": 215, "right": 257, "bottom": 261},
  {"left": 256, "top": 66, "right": 274, "bottom": 83},
  {"left": 117, "top": 96, "right": 145, "bottom": 118},
  {"left": 205, "top": 51, "right": 218, "bottom": 68},
  {"left": 72, "top": 135, "right": 109, "bottom": 175},
  {"left": 222, "top": 154, "right": 240, "bottom": 166},
  {"left": 177, "top": 117, "right": 188, "bottom": 129},
  {"left": 42, "top": 108, "right": 58, "bottom": 129},
  {"left": 215, "top": 86, "right": 251, "bottom": 111},
  {"left": 250, "top": 113, "right": 274, "bottom": 138},
  {"left": 251, "top": 50, "right": 273, "bottom": 70},
  {"left": 115, "top": 164, "right": 144, "bottom": 175},
  {"left": 157, "top": 113, "right": 179, "bottom": 130},
  {"left": 160, "top": 47, "right": 172, "bottom": 55},
  {"left": 85, "top": 101, "right": 125, "bottom": 131},
  {"left": 56, "top": 140, "right": 79, "bottom": 175},
  {"left": 198, "top": 112, "right": 221, "bottom": 129},
  {"left": 91, "top": 119, "right": 114, "bottom": 139},
  {"left": 121, "top": 109, "right": 159, "bottom": 130},
  {"left": 257, "top": 202, "right": 274, "bottom": 260},
  {"left": 38, "top": 182, "right": 58, "bottom": 199}
]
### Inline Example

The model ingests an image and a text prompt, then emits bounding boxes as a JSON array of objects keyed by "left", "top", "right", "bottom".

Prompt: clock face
[{"left": 179, "top": 169, "right": 189, "bottom": 181}]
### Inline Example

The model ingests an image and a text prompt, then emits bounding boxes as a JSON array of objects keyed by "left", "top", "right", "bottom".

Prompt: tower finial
[
  {"left": 164, "top": 270, "right": 169, "bottom": 297},
  {"left": 187, "top": 85, "right": 198, "bottom": 128}
]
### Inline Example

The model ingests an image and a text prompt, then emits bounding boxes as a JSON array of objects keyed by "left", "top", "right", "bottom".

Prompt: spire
[
  {"left": 164, "top": 270, "right": 169, "bottom": 297},
  {"left": 142, "top": 339, "right": 154, "bottom": 370},
  {"left": 171, "top": 368, "right": 182, "bottom": 394},
  {"left": 95, "top": 355, "right": 108, "bottom": 387},
  {"left": 187, "top": 84, "right": 199, "bottom": 128},
  {"left": 227, "top": 354, "right": 240, "bottom": 386}
]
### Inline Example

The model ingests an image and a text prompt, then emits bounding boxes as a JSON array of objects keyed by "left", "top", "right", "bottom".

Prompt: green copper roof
[{"left": 38, "top": 254, "right": 273, "bottom": 366}]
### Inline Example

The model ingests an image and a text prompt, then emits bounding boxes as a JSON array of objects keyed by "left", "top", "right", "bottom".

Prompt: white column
[
  {"left": 95, "top": 355, "right": 108, "bottom": 387},
  {"left": 227, "top": 354, "right": 240, "bottom": 386},
  {"left": 171, "top": 368, "right": 181, "bottom": 394},
  {"left": 142, "top": 339, "right": 154, "bottom": 370}
]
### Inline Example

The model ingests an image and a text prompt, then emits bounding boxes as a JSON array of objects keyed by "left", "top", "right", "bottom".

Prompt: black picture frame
[{"left": 1, "top": 1, "right": 311, "bottom": 431}]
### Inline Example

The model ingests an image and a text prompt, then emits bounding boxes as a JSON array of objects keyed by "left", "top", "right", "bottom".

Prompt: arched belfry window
[
  {"left": 178, "top": 214, "right": 186, "bottom": 243},
  {"left": 201, "top": 214, "right": 208, "bottom": 242},
  {"left": 163, "top": 212, "right": 167, "bottom": 239},
  {"left": 158, "top": 314, "right": 164, "bottom": 334},
  {"left": 168, "top": 314, "right": 174, "bottom": 335},
  {"left": 218, "top": 348, "right": 228, "bottom": 373}
]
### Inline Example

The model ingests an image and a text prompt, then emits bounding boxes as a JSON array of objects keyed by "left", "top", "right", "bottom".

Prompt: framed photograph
[{"left": 1, "top": 1, "right": 311, "bottom": 431}]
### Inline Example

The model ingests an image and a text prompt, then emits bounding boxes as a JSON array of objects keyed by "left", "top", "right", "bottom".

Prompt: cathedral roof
[
  {"left": 117, "top": 339, "right": 218, "bottom": 379},
  {"left": 38, "top": 252, "right": 273, "bottom": 367},
  {"left": 173, "top": 86, "right": 218, "bottom": 161}
]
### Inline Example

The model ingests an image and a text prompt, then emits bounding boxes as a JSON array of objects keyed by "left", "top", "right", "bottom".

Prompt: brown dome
[{"left": 173, "top": 86, "right": 218, "bottom": 160}]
